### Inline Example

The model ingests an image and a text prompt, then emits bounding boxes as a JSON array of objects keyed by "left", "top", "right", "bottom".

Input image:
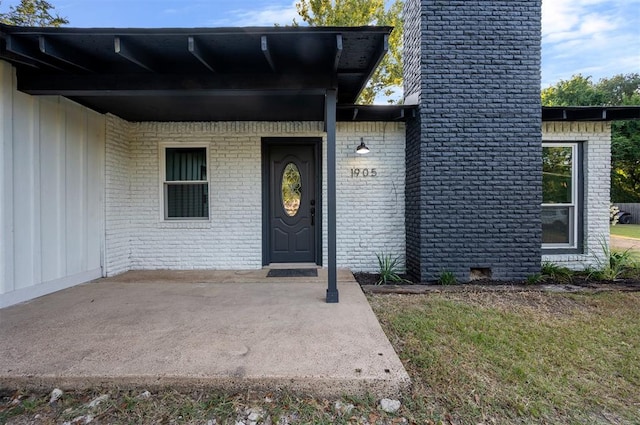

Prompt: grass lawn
[
  {"left": 371, "top": 291, "right": 640, "bottom": 424},
  {"left": 3, "top": 291, "right": 640, "bottom": 424},
  {"left": 611, "top": 224, "right": 640, "bottom": 239},
  {"left": 611, "top": 224, "right": 640, "bottom": 262}
]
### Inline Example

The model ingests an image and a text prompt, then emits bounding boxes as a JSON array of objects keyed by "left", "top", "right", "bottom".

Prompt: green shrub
[
  {"left": 376, "top": 253, "right": 407, "bottom": 285},
  {"left": 437, "top": 270, "right": 457, "bottom": 285},
  {"left": 541, "top": 262, "right": 573, "bottom": 283},
  {"left": 526, "top": 273, "right": 544, "bottom": 285},
  {"left": 590, "top": 237, "right": 637, "bottom": 281}
]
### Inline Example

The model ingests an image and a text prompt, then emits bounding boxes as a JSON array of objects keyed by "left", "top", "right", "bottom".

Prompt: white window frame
[
  {"left": 159, "top": 143, "right": 210, "bottom": 221},
  {"left": 542, "top": 142, "right": 578, "bottom": 250}
]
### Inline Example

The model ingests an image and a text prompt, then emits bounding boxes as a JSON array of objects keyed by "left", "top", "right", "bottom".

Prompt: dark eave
[
  {"left": 337, "top": 105, "right": 416, "bottom": 121},
  {"left": 542, "top": 106, "right": 640, "bottom": 121},
  {"left": 0, "top": 24, "right": 392, "bottom": 121}
]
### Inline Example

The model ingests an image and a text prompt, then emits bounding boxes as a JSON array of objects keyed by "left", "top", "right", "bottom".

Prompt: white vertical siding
[
  {"left": 0, "top": 59, "right": 14, "bottom": 297},
  {"left": 0, "top": 60, "right": 106, "bottom": 308},
  {"left": 12, "top": 90, "right": 39, "bottom": 289},
  {"left": 39, "top": 98, "right": 66, "bottom": 282}
]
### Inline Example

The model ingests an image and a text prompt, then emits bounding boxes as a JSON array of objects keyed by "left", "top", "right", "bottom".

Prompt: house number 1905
[{"left": 350, "top": 168, "right": 377, "bottom": 178}]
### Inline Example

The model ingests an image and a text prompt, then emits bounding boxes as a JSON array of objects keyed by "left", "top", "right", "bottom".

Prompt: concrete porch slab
[{"left": 0, "top": 270, "right": 410, "bottom": 398}]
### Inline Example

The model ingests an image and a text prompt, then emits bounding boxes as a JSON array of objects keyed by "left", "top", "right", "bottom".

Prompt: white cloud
[
  {"left": 543, "top": 0, "right": 620, "bottom": 42},
  {"left": 208, "top": 2, "right": 299, "bottom": 27},
  {"left": 541, "top": 0, "right": 640, "bottom": 86}
]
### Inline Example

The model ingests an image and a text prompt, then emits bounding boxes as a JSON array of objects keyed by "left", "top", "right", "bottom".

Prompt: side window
[
  {"left": 542, "top": 143, "right": 579, "bottom": 249},
  {"left": 163, "top": 147, "right": 209, "bottom": 220}
]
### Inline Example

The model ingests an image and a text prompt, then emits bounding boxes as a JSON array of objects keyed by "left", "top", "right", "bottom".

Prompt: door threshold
[{"left": 266, "top": 263, "right": 321, "bottom": 270}]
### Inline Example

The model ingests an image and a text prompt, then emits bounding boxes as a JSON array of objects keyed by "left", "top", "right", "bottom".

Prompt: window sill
[
  {"left": 158, "top": 221, "right": 211, "bottom": 229},
  {"left": 542, "top": 247, "right": 583, "bottom": 255}
]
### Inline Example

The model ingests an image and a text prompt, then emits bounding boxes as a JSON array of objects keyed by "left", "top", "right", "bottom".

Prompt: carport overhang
[
  {"left": 542, "top": 106, "right": 640, "bottom": 121},
  {"left": 0, "top": 24, "right": 400, "bottom": 303},
  {"left": 0, "top": 24, "right": 394, "bottom": 121}
]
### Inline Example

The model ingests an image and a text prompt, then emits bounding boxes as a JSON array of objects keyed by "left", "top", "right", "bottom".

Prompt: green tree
[
  {"left": 541, "top": 75, "right": 604, "bottom": 106},
  {"left": 542, "top": 74, "right": 640, "bottom": 202},
  {"left": 597, "top": 74, "right": 640, "bottom": 105},
  {"left": 0, "top": 0, "right": 68, "bottom": 27},
  {"left": 611, "top": 117, "right": 640, "bottom": 202},
  {"left": 295, "top": 0, "right": 403, "bottom": 104}
]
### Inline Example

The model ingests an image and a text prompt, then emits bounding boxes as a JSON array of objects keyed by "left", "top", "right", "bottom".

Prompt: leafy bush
[
  {"left": 526, "top": 273, "right": 544, "bottom": 285},
  {"left": 437, "top": 270, "right": 457, "bottom": 285},
  {"left": 376, "top": 253, "right": 407, "bottom": 285},
  {"left": 541, "top": 262, "right": 573, "bottom": 283},
  {"left": 590, "top": 237, "right": 638, "bottom": 280}
]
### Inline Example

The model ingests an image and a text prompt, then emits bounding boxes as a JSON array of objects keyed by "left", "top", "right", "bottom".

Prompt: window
[
  {"left": 162, "top": 146, "right": 209, "bottom": 220},
  {"left": 542, "top": 143, "right": 580, "bottom": 249}
]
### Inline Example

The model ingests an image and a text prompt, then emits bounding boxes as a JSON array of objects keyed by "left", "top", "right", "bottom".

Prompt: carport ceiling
[{"left": 0, "top": 25, "right": 391, "bottom": 122}]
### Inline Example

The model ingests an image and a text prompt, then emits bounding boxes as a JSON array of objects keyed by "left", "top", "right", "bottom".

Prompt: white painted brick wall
[
  {"left": 105, "top": 114, "right": 132, "bottom": 275},
  {"left": 103, "top": 120, "right": 405, "bottom": 274},
  {"left": 542, "top": 121, "right": 611, "bottom": 269},
  {"left": 105, "top": 117, "right": 610, "bottom": 275},
  {"left": 335, "top": 122, "right": 406, "bottom": 272}
]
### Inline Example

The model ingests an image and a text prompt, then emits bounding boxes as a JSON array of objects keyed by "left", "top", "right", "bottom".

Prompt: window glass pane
[
  {"left": 542, "top": 146, "right": 572, "bottom": 204},
  {"left": 166, "top": 183, "right": 208, "bottom": 218},
  {"left": 542, "top": 206, "right": 572, "bottom": 244},
  {"left": 166, "top": 148, "right": 207, "bottom": 181},
  {"left": 281, "top": 163, "right": 302, "bottom": 217}
]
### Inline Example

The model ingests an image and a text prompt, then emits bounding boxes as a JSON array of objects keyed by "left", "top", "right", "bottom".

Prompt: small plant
[
  {"left": 625, "top": 262, "right": 640, "bottom": 279},
  {"left": 590, "top": 236, "right": 636, "bottom": 281},
  {"left": 574, "top": 265, "right": 594, "bottom": 280},
  {"left": 526, "top": 273, "right": 544, "bottom": 285},
  {"left": 376, "top": 253, "right": 407, "bottom": 285},
  {"left": 541, "top": 262, "right": 573, "bottom": 283},
  {"left": 437, "top": 270, "right": 457, "bottom": 285}
]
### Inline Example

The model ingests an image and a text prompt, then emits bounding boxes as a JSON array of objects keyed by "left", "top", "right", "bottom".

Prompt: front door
[{"left": 264, "top": 141, "right": 318, "bottom": 264}]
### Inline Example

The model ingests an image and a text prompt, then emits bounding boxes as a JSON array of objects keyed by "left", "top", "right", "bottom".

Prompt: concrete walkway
[{"left": 0, "top": 270, "right": 409, "bottom": 397}]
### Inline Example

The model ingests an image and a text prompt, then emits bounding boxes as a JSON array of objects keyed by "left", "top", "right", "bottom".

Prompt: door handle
[{"left": 310, "top": 207, "right": 315, "bottom": 226}]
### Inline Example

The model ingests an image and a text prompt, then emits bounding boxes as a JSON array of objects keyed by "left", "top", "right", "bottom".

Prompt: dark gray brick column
[{"left": 404, "top": 0, "right": 542, "bottom": 282}]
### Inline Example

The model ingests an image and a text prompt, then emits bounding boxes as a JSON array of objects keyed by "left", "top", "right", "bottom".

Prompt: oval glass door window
[{"left": 282, "top": 163, "right": 302, "bottom": 217}]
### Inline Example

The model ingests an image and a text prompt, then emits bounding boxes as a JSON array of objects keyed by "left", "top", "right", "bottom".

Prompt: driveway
[
  {"left": 611, "top": 235, "right": 640, "bottom": 251},
  {"left": 0, "top": 270, "right": 409, "bottom": 397}
]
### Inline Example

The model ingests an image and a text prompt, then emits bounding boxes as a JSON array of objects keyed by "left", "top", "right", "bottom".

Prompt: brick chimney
[{"left": 403, "top": 0, "right": 543, "bottom": 282}]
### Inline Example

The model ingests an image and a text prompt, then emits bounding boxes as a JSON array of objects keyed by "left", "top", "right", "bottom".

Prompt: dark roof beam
[
  {"left": 354, "top": 33, "right": 388, "bottom": 101},
  {"left": 336, "top": 105, "right": 417, "bottom": 122},
  {"left": 261, "top": 35, "right": 276, "bottom": 72},
  {"left": 65, "top": 89, "right": 328, "bottom": 97},
  {"left": 567, "top": 109, "right": 601, "bottom": 121},
  {"left": 0, "top": 47, "right": 40, "bottom": 69},
  {"left": 5, "top": 34, "right": 63, "bottom": 70},
  {"left": 541, "top": 106, "right": 640, "bottom": 121},
  {"left": 188, "top": 36, "right": 215, "bottom": 72},
  {"left": 39, "top": 36, "right": 93, "bottom": 72},
  {"left": 17, "top": 72, "right": 334, "bottom": 95},
  {"left": 114, "top": 36, "right": 156, "bottom": 72},
  {"left": 337, "top": 70, "right": 367, "bottom": 76},
  {"left": 334, "top": 34, "right": 343, "bottom": 72},
  {"left": 609, "top": 108, "right": 640, "bottom": 120}
]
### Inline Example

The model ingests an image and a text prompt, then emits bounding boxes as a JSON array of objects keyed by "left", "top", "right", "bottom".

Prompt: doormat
[{"left": 266, "top": 269, "right": 318, "bottom": 277}]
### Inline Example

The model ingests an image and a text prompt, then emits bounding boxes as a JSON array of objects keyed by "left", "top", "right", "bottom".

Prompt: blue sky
[{"left": 2, "top": 0, "right": 639, "bottom": 88}]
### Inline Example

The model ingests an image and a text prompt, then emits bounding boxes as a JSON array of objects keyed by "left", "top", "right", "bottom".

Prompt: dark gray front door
[{"left": 267, "top": 144, "right": 316, "bottom": 263}]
